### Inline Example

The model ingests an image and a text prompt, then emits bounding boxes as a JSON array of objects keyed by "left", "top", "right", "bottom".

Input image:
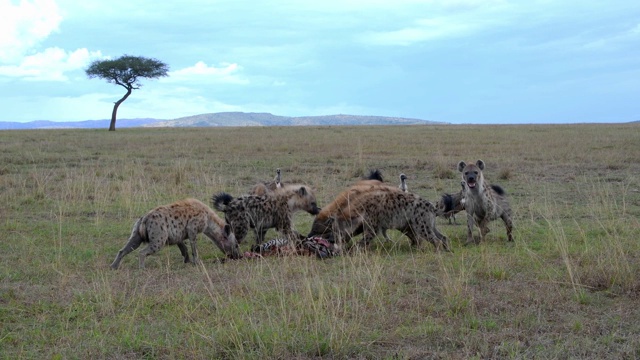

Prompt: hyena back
[
  {"left": 458, "top": 160, "right": 514, "bottom": 244},
  {"left": 308, "top": 170, "right": 391, "bottom": 243},
  {"left": 212, "top": 185, "right": 320, "bottom": 245},
  {"left": 110, "top": 198, "right": 240, "bottom": 269}
]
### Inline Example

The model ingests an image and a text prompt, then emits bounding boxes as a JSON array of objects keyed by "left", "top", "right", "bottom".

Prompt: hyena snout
[
  {"left": 295, "top": 186, "right": 320, "bottom": 215},
  {"left": 465, "top": 173, "right": 478, "bottom": 188},
  {"left": 220, "top": 224, "right": 241, "bottom": 259},
  {"left": 308, "top": 202, "right": 320, "bottom": 215}
]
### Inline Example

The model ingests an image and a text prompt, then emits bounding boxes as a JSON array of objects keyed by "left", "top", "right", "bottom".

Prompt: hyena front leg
[
  {"left": 111, "top": 219, "right": 144, "bottom": 269},
  {"left": 357, "top": 226, "right": 377, "bottom": 248},
  {"left": 255, "top": 226, "right": 268, "bottom": 245},
  {"left": 177, "top": 242, "right": 190, "bottom": 263},
  {"left": 187, "top": 228, "right": 200, "bottom": 265},
  {"left": 465, "top": 213, "right": 476, "bottom": 245}
]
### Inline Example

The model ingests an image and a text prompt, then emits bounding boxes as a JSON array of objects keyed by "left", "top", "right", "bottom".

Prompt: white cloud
[
  {"left": 0, "top": 47, "right": 103, "bottom": 81},
  {"left": 359, "top": 18, "right": 474, "bottom": 46},
  {"left": 0, "top": 0, "right": 62, "bottom": 62},
  {"left": 166, "top": 61, "right": 249, "bottom": 84}
]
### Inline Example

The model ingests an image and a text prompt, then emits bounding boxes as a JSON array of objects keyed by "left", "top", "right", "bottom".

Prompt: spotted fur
[
  {"left": 212, "top": 185, "right": 320, "bottom": 245},
  {"left": 307, "top": 170, "right": 391, "bottom": 242},
  {"left": 458, "top": 160, "right": 514, "bottom": 245},
  {"left": 310, "top": 185, "right": 449, "bottom": 251},
  {"left": 110, "top": 198, "right": 240, "bottom": 269}
]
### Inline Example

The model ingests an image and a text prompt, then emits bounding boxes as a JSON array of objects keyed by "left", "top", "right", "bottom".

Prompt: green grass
[{"left": 1, "top": 124, "right": 639, "bottom": 359}]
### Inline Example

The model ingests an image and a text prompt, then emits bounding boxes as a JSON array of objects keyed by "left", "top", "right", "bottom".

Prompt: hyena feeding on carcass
[
  {"left": 307, "top": 169, "right": 393, "bottom": 243},
  {"left": 247, "top": 168, "right": 314, "bottom": 240},
  {"left": 110, "top": 198, "right": 240, "bottom": 269},
  {"left": 309, "top": 184, "right": 450, "bottom": 251},
  {"left": 436, "top": 181, "right": 466, "bottom": 224},
  {"left": 458, "top": 160, "right": 514, "bottom": 245},
  {"left": 212, "top": 185, "right": 320, "bottom": 245}
]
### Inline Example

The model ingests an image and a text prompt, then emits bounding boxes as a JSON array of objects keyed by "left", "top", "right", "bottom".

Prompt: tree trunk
[{"left": 109, "top": 86, "right": 133, "bottom": 131}]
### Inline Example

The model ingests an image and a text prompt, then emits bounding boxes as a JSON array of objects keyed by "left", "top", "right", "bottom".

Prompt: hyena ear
[
  {"left": 476, "top": 159, "right": 485, "bottom": 170},
  {"left": 457, "top": 161, "right": 467, "bottom": 172},
  {"left": 297, "top": 186, "right": 307, "bottom": 196}
]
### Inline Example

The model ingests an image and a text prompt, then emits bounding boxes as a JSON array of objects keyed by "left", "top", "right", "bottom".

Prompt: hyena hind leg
[
  {"left": 137, "top": 240, "right": 165, "bottom": 269},
  {"left": 433, "top": 227, "right": 451, "bottom": 252},
  {"left": 502, "top": 213, "right": 514, "bottom": 242},
  {"left": 110, "top": 228, "right": 144, "bottom": 270}
]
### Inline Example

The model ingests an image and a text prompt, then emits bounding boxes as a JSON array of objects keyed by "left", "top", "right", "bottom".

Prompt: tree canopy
[{"left": 86, "top": 55, "right": 169, "bottom": 131}]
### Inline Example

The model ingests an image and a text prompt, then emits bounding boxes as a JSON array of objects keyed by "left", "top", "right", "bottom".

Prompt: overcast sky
[{"left": 1, "top": 0, "right": 639, "bottom": 124}]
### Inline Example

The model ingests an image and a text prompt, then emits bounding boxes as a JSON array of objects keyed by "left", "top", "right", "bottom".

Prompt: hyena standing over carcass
[
  {"left": 458, "top": 160, "right": 514, "bottom": 245},
  {"left": 307, "top": 169, "right": 391, "bottom": 243},
  {"left": 110, "top": 198, "right": 240, "bottom": 269},
  {"left": 309, "top": 183, "right": 450, "bottom": 251},
  {"left": 212, "top": 185, "right": 320, "bottom": 245}
]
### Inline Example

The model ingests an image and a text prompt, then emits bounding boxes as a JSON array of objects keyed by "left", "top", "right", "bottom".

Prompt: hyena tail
[
  {"left": 440, "top": 193, "right": 455, "bottom": 213},
  {"left": 366, "top": 169, "right": 384, "bottom": 182},
  {"left": 490, "top": 184, "right": 506, "bottom": 196},
  {"left": 134, "top": 217, "right": 149, "bottom": 243},
  {"left": 211, "top": 192, "right": 234, "bottom": 212},
  {"left": 110, "top": 217, "right": 146, "bottom": 270}
]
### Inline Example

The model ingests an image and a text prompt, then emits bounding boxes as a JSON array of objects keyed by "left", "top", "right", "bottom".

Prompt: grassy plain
[{"left": 1, "top": 124, "right": 639, "bottom": 359}]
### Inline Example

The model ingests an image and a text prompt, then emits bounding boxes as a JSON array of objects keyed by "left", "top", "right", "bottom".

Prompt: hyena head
[
  {"left": 458, "top": 160, "right": 485, "bottom": 192},
  {"left": 219, "top": 224, "right": 241, "bottom": 259},
  {"left": 289, "top": 186, "right": 320, "bottom": 215},
  {"left": 308, "top": 216, "right": 333, "bottom": 241}
]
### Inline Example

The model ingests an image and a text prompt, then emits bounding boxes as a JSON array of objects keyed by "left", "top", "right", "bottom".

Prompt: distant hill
[
  {"left": 0, "top": 112, "right": 444, "bottom": 130},
  {"left": 145, "top": 112, "right": 444, "bottom": 127},
  {"left": 0, "top": 118, "right": 160, "bottom": 130}
]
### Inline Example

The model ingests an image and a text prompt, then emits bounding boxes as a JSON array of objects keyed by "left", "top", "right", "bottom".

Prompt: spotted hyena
[
  {"left": 458, "top": 160, "right": 514, "bottom": 245},
  {"left": 436, "top": 181, "right": 466, "bottom": 224},
  {"left": 307, "top": 169, "right": 391, "bottom": 243},
  {"left": 309, "top": 185, "right": 449, "bottom": 251},
  {"left": 110, "top": 198, "right": 240, "bottom": 269},
  {"left": 212, "top": 185, "right": 320, "bottom": 245}
]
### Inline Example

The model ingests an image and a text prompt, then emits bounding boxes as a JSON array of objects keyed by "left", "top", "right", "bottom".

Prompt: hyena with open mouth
[{"left": 458, "top": 160, "right": 514, "bottom": 245}]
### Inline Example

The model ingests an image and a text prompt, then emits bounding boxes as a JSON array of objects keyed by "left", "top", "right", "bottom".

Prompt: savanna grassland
[{"left": 1, "top": 124, "right": 639, "bottom": 359}]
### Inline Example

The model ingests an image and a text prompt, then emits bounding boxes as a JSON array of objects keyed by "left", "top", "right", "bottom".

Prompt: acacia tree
[{"left": 86, "top": 55, "right": 169, "bottom": 131}]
